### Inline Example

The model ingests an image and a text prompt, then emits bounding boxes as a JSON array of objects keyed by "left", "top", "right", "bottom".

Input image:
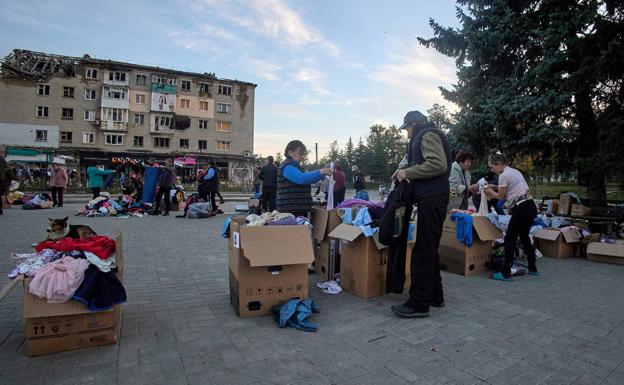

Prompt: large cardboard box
[
  {"left": 534, "top": 228, "right": 581, "bottom": 259},
  {"left": 558, "top": 194, "right": 573, "bottom": 215},
  {"left": 586, "top": 242, "right": 624, "bottom": 265},
  {"left": 329, "top": 224, "right": 387, "bottom": 299},
  {"left": 228, "top": 218, "right": 314, "bottom": 318},
  {"left": 438, "top": 216, "right": 503, "bottom": 276},
  {"left": 22, "top": 231, "right": 124, "bottom": 356},
  {"left": 570, "top": 204, "right": 591, "bottom": 217},
  {"left": 311, "top": 208, "right": 343, "bottom": 279},
  {"left": 311, "top": 208, "right": 343, "bottom": 241}
]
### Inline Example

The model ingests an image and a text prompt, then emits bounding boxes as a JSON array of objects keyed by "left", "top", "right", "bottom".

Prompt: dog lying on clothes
[{"left": 46, "top": 217, "right": 69, "bottom": 241}]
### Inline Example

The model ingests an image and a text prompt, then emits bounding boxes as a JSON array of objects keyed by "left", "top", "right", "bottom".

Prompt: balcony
[
  {"left": 149, "top": 126, "right": 174, "bottom": 135},
  {"left": 99, "top": 120, "right": 128, "bottom": 132}
]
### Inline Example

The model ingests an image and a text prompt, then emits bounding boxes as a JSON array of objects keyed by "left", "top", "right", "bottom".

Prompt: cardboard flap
[
  {"left": 587, "top": 242, "right": 624, "bottom": 258},
  {"left": 328, "top": 224, "right": 363, "bottom": 242},
  {"left": 472, "top": 217, "right": 503, "bottom": 241},
  {"left": 534, "top": 229, "right": 561, "bottom": 241},
  {"left": 372, "top": 233, "right": 387, "bottom": 250},
  {"left": 561, "top": 230, "right": 581, "bottom": 243},
  {"left": 240, "top": 226, "right": 314, "bottom": 266},
  {"left": 312, "top": 208, "right": 329, "bottom": 241}
]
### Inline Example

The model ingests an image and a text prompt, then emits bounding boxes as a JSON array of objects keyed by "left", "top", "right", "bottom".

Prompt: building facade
[{"left": 0, "top": 49, "right": 257, "bottom": 182}]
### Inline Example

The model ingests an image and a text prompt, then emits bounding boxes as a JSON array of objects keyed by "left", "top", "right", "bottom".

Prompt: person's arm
[
  {"left": 62, "top": 169, "right": 69, "bottom": 186},
  {"left": 283, "top": 164, "right": 323, "bottom": 185},
  {"left": 203, "top": 168, "right": 215, "bottom": 180},
  {"left": 258, "top": 167, "right": 265, "bottom": 181},
  {"left": 94, "top": 168, "right": 114, "bottom": 176},
  {"left": 403, "top": 133, "right": 448, "bottom": 180},
  {"left": 484, "top": 185, "right": 506, "bottom": 200},
  {"left": 449, "top": 167, "right": 466, "bottom": 195}
]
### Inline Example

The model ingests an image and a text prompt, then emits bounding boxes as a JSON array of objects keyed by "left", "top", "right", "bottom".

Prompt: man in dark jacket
[
  {"left": 352, "top": 165, "right": 366, "bottom": 191},
  {"left": 391, "top": 110, "right": 452, "bottom": 318},
  {"left": 154, "top": 158, "right": 175, "bottom": 216},
  {"left": 258, "top": 156, "right": 278, "bottom": 212}
]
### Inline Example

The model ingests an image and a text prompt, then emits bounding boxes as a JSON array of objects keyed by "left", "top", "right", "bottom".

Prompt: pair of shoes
[
  {"left": 491, "top": 272, "right": 513, "bottom": 282},
  {"left": 391, "top": 302, "right": 429, "bottom": 318},
  {"left": 528, "top": 271, "right": 540, "bottom": 276},
  {"left": 162, "top": 212, "right": 169, "bottom": 216}
]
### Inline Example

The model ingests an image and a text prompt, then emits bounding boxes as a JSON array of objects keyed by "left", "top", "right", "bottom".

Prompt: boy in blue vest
[
  {"left": 391, "top": 111, "right": 452, "bottom": 318},
  {"left": 277, "top": 140, "right": 332, "bottom": 217}
]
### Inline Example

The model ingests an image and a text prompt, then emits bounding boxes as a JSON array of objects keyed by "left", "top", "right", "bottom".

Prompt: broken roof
[{"left": 1, "top": 49, "right": 257, "bottom": 87}]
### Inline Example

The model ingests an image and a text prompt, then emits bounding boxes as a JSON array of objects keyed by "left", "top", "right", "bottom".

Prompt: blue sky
[{"left": 0, "top": 0, "right": 460, "bottom": 158}]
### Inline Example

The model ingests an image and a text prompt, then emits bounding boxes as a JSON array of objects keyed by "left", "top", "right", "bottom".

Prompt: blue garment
[
  {"left": 341, "top": 208, "right": 354, "bottom": 225},
  {"left": 108, "top": 199, "right": 123, "bottom": 212},
  {"left": 353, "top": 208, "right": 378, "bottom": 237},
  {"left": 274, "top": 299, "right": 319, "bottom": 332},
  {"left": 252, "top": 192, "right": 262, "bottom": 199},
  {"left": 495, "top": 199, "right": 506, "bottom": 214},
  {"left": 450, "top": 212, "right": 473, "bottom": 246},
  {"left": 355, "top": 190, "right": 369, "bottom": 201},
  {"left": 202, "top": 168, "right": 215, "bottom": 181},
  {"left": 221, "top": 217, "right": 233, "bottom": 238},
  {"left": 282, "top": 163, "right": 323, "bottom": 185},
  {"left": 407, "top": 222, "right": 416, "bottom": 242}
]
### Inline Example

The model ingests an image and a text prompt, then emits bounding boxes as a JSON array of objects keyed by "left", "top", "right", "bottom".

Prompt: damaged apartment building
[{"left": 0, "top": 49, "right": 257, "bottom": 182}]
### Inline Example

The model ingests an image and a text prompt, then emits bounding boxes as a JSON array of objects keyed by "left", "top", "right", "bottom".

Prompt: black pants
[
  {"left": 216, "top": 191, "right": 224, "bottom": 203},
  {"left": 91, "top": 187, "right": 101, "bottom": 199},
  {"left": 261, "top": 186, "right": 277, "bottom": 212},
  {"left": 408, "top": 194, "right": 448, "bottom": 308},
  {"left": 208, "top": 192, "right": 217, "bottom": 212},
  {"left": 155, "top": 187, "right": 171, "bottom": 213},
  {"left": 504, "top": 200, "right": 538, "bottom": 277},
  {"left": 334, "top": 187, "right": 346, "bottom": 205},
  {"left": 51, "top": 186, "right": 64, "bottom": 207}
]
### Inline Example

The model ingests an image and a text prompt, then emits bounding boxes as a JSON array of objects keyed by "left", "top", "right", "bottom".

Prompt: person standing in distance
[{"left": 258, "top": 156, "right": 278, "bottom": 212}]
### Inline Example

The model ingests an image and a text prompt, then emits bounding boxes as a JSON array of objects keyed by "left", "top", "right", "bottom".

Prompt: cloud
[
  {"left": 293, "top": 68, "right": 330, "bottom": 96},
  {"left": 243, "top": 57, "right": 283, "bottom": 81}
]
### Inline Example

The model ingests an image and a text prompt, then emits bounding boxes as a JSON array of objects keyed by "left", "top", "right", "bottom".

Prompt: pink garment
[
  {"left": 29, "top": 256, "right": 90, "bottom": 303},
  {"left": 49, "top": 167, "right": 69, "bottom": 187},
  {"left": 336, "top": 198, "right": 384, "bottom": 209}
]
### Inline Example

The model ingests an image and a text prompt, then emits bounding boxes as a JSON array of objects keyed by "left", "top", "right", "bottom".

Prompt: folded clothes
[{"left": 36, "top": 236, "right": 116, "bottom": 260}]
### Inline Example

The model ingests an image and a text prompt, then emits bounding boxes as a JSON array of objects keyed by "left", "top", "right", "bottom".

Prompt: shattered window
[
  {"left": 85, "top": 68, "right": 98, "bottom": 79},
  {"left": 218, "top": 85, "right": 233, "bottom": 96},
  {"left": 216, "top": 141, "right": 231, "bottom": 151},
  {"left": 105, "top": 134, "right": 124, "bottom": 145},
  {"left": 60, "top": 131, "right": 73, "bottom": 143},
  {"left": 179, "top": 139, "right": 189, "bottom": 148},
  {"left": 134, "top": 136, "right": 144, "bottom": 147},
  {"left": 63, "top": 87, "right": 75, "bottom": 98},
  {"left": 36, "top": 106, "right": 49, "bottom": 118},
  {"left": 200, "top": 83, "right": 210, "bottom": 93},
  {"left": 217, "top": 103, "right": 231, "bottom": 113},
  {"left": 109, "top": 71, "right": 127, "bottom": 82},
  {"left": 154, "top": 137, "right": 170, "bottom": 148},
  {"left": 62, "top": 108, "right": 74, "bottom": 119},
  {"left": 84, "top": 110, "right": 95, "bottom": 121},
  {"left": 134, "top": 114, "right": 145, "bottom": 125},
  {"left": 36, "top": 130, "right": 48, "bottom": 142},
  {"left": 85, "top": 89, "right": 96, "bottom": 100},
  {"left": 181, "top": 80, "right": 191, "bottom": 91},
  {"left": 136, "top": 74, "right": 147, "bottom": 85},
  {"left": 199, "top": 140, "right": 207, "bottom": 150},
  {"left": 37, "top": 84, "right": 50, "bottom": 95},
  {"left": 199, "top": 119, "right": 209, "bottom": 129}
]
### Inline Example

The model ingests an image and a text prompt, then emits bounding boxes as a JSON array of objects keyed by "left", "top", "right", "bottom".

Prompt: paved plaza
[{"left": 1, "top": 204, "right": 624, "bottom": 385}]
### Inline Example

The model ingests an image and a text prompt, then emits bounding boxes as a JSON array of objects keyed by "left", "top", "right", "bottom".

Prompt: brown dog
[{"left": 46, "top": 217, "right": 69, "bottom": 241}]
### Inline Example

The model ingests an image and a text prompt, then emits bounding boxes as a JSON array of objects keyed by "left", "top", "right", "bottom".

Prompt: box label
[{"left": 233, "top": 231, "right": 240, "bottom": 249}]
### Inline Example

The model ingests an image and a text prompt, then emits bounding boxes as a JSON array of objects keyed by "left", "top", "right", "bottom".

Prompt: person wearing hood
[
  {"left": 391, "top": 110, "right": 452, "bottom": 319},
  {"left": 448, "top": 150, "right": 478, "bottom": 210}
]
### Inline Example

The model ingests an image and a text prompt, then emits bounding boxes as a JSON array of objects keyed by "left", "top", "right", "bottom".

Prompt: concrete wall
[{"left": 0, "top": 123, "right": 59, "bottom": 148}]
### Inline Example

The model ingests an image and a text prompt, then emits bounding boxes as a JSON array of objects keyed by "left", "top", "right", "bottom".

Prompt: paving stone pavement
[{"left": 1, "top": 205, "right": 624, "bottom": 385}]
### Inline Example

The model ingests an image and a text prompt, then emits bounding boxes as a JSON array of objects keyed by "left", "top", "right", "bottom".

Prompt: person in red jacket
[{"left": 333, "top": 164, "right": 346, "bottom": 205}]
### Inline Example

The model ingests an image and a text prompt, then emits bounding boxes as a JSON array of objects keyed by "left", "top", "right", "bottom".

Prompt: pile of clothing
[
  {"left": 245, "top": 211, "right": 312, "bottom": 227},
  {"left": 6, "top": 191, "right": 25, "bottom": 205},
  {"left": 9, "top": 232, "right": 126, "bottom": 311},
  {"left": 22, "top": 193, "right": 53, "bottom": 210},
  {"left": 76, "top": 195, "right": 151, "bottom": 218},
  {"left": 335, "top": 199, "right": 385, "bottom": 237}
]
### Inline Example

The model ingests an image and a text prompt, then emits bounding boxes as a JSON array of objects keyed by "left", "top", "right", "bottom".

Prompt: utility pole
[{"left": 315, "top": 143, "right": 318, "bottom": 168}]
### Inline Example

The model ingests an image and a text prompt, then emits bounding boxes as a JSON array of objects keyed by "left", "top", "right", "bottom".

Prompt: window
[
  {"left": 181, "top": 80, "right": 191, "bottom": 91},
  {"left": 105, "top": 108, "right": 126, "bottom": 122},
  {"left": 154, "top": 137, "right": 170, "bottom": 148},
  {"left": 84, "top": 110, "right": 95, "bottom": 121},
  {"left": 199, "top": 119, "right": 209, "bottom": 129},
  {"left": 135, "top": 94, "right": 146, "bottom": 104},
  {"left": 60, "top": 131, "right": 73, "bottom": 143},
  {"left": 218, "top": 84, "right": 233, "bottom": 96},
  {"left": 105, "top": 134, "right": 124, "bottom": 145},
  {"left": 37, "top": 84, "right": 50, "bottom": 95},
  {"left": 85, "top": 89, "right": 96, "bottom": 100},
  {"left": 199, "top": 101, "right": 209, "bottom": 111},
  {"left": 154, "top": 116, "right": 171, "bottom": 130},
  {"left": 133, "top": 136, "right": 144, "bottom": 147},
  {"left": 108, "top": 71, "right": 127, "bottom": 82},
  {"left": 180, "top": 99, "right": 190, "bottom": 108},
  {"left": 36, "top": 106, "right": 49, "bottom": 118},
  {"left": 61, "top": 108, "right": 74, "bottom": 120},
  {"left": 216, "top": 141, "right": 231, "bottom": 151},
  {"left": 134, "top": 114, "right": 145, "bottom": 125},
  {"left": 152, "top": 74, "right": 177, "bottom": 85},
  {"left": 216, "top": 121, "right": 231, "bottom": 132},
  {"left": 63, "top": 87, "right": 75, "bottom": 98},
  {"left": 198, "top": 140, "right": 207, "bottom": 150},
  {"left": 199, "top": 83, "right": 210, "bottom": 93},
  {"left": 36, "top": 130, "right": 48, "bottom": 142},
  {"left": 85, "top": 68, "right": 98, "bottom": 79},
  {"left": 103, "top": 86, "right": 127, "bottom": 99},
  {"left": 83, "top": 132, "right": 95, "bottom": 144},
  {"left": 179, "top": 139, "right": 189, "bottom": 148},
  {"left": 136, "top": 74, "right": 147, "bottom": 85},
  {"left": 216, "top": 103, "right": 231, "bottom": 114}
]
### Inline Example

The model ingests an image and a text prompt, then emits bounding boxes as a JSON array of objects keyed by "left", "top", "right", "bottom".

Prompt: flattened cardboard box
[
  {"left": 329, "top": 224, "right": 387, "bottom": 299},
  {"left": 586, "top": 242, "right": 624, "bottom": 265},
  {"left": 22, "top": 230, "right": 124, "bottom": 356},
  {"left": 438, "top": 216, "right": 502, "bottom": 276},
  {"left": 228, "top": 218, "right": 313, "bottom": 318},
  {"left": 534, "top": 228, "right": 581, "bottom": 259}
]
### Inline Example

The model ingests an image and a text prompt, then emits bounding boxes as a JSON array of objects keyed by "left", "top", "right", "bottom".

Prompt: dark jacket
[
  {"left": 406, "top": 124, "right": 452, "bottom": 201},
  {"left": 277, "top": 159, "right": 313, "bottom": 214},
  {"left": 158, "top": 166, "right": 175, "bottom": 188},
  {"left": 353, "top": 172, "right": 366, "bottom": 191},
  {"left": 258, "top": 163, "right": 278, "bottom": 187}
]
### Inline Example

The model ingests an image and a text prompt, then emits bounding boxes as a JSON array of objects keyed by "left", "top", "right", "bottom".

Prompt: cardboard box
[
  {"left": 248, "top": 198, "right": 260, "bottom": 208},
  {"left": 570, "top": 204, "right": 591, "bottom": 217},
  {"left": 438, "top": 216, "right": 503, "bottom": 276},
  {"left": 23, "top": 230, "right": 124, "bottom": 356},
  {"left": 558, "top": 194, "right": 573, "bottom": 215},
  {"left": 329, "top": 224, "right": 387, "bottom": 299},
  {"left": 534, "top": 228, "right": 581, "bottom": 259},
  {"left": 228, "top": 218, "right": 313, "bottom": 317},
  {"left": 586, "top": 242, "right": 624, "bottom": 265},
  {"left": 311, "top": 207, "right": 343, "bottom": 241},
  {"left": 313, "top": 239, "right": 339, "bottom": 281}
]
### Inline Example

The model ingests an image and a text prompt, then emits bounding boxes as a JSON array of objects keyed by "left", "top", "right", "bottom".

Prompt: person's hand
[
  {"left": 396, "top": 169, "right": 407, "bottom": 182},
  {"left": 391, "top": 169, "right": 399, "bottom": 180},
  {"left": 320, "top": 168, "right": 332, "bottom": 176}
]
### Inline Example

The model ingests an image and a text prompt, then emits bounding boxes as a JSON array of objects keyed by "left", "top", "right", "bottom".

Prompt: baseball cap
[{"left": 399, "top": 110, "right": 428, "bottom": 130}]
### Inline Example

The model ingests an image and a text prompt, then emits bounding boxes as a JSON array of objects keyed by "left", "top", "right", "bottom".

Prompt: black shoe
[
  {"left": 391, "top": 302, "right": 429, "bottom": 318},
  {"left": 429, "top": 293, "right": 445, "bottom": 308},
  {"left": 429, "top": 300, "right": 445, "bottom": 308},
  {"left": 162, "top": 212, "right": 169, "bottom": 216}
]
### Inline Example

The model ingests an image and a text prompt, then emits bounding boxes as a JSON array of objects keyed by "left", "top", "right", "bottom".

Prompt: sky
[{"left": 0, "top": 0, "right": 460, "bottom": 159}]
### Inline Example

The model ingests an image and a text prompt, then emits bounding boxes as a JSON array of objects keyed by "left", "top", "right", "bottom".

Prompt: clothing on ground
[{"left": 273, "top": 299, "right": 319, "bottom": 332}]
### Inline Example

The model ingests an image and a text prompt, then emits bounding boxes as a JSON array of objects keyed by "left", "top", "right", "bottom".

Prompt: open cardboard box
[
  {"left": 228, "top": 217, "right": 314, "bottom": 318},
  {"left": 22, "top": 230, "right": 124, "bottom": 357},
  {"left": 329, "top": 224, "right": 387, "bottom": 299},
  {"left": 311, "top": 208, "right": 343, "bottom": 280},
  {"left": 534, "top": 228, "right": 581, "bottom": 259},
  {"left": 438, "top": 215, "right": 502, "bottom": 276},
  {"left": 570, "top": 204, "right": 591, "bottom": 217},
  {"left": 586, "top": 242, "right": 624, "bottom": 265}
]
